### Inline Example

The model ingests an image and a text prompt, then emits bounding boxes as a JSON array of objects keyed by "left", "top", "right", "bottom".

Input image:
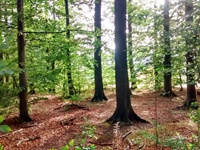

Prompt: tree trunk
[
  {"left": 107, "top": 0, "right": 147, "bottom": 124},
  {"left": 153, "top": 2, "right": 161, "bottom": 91},
  {"left": 184, "top": 0, "right": 197, "bottom": 108},
  {"left": 0, "top": 54, "right": 3, "bottom": 84},
  {"left": 163, "top": 0, "right": 174, "bottom": 97},
  {"left": 17, "top": 0, "right": 32, "bottom": 122},
  {"left": 91, "top": 0, "right": 107, "bottom": 102},
  {"left": 128, "top": 0, "right": 137, "bottom": 90},
  {"left": 65, "top": 0, "right": 76, "bottom": 96},
  {"left": 0, "top": 5, "right": 3, "bottom": 84}
]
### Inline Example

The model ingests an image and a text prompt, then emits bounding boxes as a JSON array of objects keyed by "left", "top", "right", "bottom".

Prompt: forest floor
[{"left": 0, "top": 88, "right": 200, "bottom": 150}]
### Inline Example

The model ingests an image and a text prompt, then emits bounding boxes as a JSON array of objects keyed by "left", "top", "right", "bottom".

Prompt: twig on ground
[
  {"left": 13, "top": 129, "right": 24, "bottom": 134},
  {"left": 16, "top": 136, "right": 40, "bottom": 146},
  {"left": 20, "top": 122, "right": 38, "bottom": 128},
  {"left": 136, "top": 143, "right": 145, "bottom": 150},
  {"left": 0, "top": 133, "right": 9, "bottom": 138},
  {"left": 122, "top": 131, "right": 132, "bottom": 141}
]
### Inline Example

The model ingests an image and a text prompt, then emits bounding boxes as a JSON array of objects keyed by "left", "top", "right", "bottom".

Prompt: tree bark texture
[
  {"left": 184, "top": 1, "right": 197, "bottom": 108},
  {"left": 17, "top": 0, "right": 32, "bottom": 122},
  {"left": 91, "top": 0, "right": 107, "bottom": 102},
  {"left": 65, "top": 0, "right": 76, "bottom": 96},
  {"left": 107, "top": 0, "right": 146, "bottom": 124}
]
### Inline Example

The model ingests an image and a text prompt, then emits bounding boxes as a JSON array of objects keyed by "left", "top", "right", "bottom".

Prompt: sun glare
[{"left": 156, "top": 0, "right": 164, "bottom": 5}]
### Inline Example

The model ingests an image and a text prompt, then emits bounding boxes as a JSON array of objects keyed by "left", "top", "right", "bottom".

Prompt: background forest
[{"left": 0, "top": 0, "right": 200, "bottom": 149}]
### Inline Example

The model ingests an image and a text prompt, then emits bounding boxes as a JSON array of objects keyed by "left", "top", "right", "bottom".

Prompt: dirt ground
[{"left": 0, "top": 88, "right": 199, "bottom": 150}]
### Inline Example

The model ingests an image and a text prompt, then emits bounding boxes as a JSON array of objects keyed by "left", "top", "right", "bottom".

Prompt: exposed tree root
[
  {"left": 161, "top": 91, "right": 177, "bottom": 97},
  {"left": 55, "top": 103, "right": 89, "bottom": 111},
  {"left": 91, "top": 94, "right": 108, "bottom": 102}
]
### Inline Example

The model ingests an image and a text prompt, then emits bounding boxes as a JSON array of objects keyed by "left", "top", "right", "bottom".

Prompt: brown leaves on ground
[{"left": 0, "top": 89, "right": 199, "bottom": 150}]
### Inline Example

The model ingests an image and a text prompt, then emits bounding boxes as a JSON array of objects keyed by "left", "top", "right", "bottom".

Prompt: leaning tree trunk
[
  {"left": 65, "top": 0, "right": 76, "bottom": 96},
  {"left": 107, "top": 0, "right": 147, "bottom": 124},
  {"left": 91, "top": 0, "right": 107, "bottom": 102},
  {"left": 17, "top": 0, "right": 32, "bottom": 122},
  {"left": 163, "top": 0, "right": 174, "bottom": 97},
  {"left": 184, "top": 0, "right": 197, "bottom": 108}
]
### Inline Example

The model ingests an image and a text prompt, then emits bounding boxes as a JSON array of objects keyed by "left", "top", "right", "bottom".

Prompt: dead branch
[
  {"left": 20, "top": 122, "right": 38, "bottom": 128},
  {"left": 13, "top": 129, "right": 24, "bottom": 134},
  {"left": 0, "top": 133, "right": 9, "bottom": 138},
  {"left": 16, "top": 136, "right": 40, "bottom": 146},
  {"left": 136, "top": 143, "right": 145, "bottom": 150},
  {"left": 122, "top": 131, "right": 132, "bottom": 141}
]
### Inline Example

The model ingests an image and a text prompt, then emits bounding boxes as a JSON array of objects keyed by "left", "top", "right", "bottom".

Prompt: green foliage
[
  {"left": 0, "top": 116, "right": 12, "bottom": 133},
  {"left": 0, "top": 144, "right": 3, "bottom": 150},
  {"left": 133, "top": 125, "right": 199, "bottom": 149},
  {"left": 60, "top": 118, "right": 96, "bottom": 150},
  {"left": 189, "top": 102, "right": 200, "bottom": 123}
]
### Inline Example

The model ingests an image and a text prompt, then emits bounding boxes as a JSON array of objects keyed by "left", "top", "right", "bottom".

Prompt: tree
[
  {"left": 163, "top": 0, "right": 175, "bottom": 96},
  {"left": 0, "top": 4, "right": 3, "bottom": 84},
  {"left": 107, "top": 0, "right": 147, "bottom": 124},
  {"left": 127, "top": 0, "right": 137, "bottom": 90},
  {"left": 65, "top": 0, "right": 76, "bottom": 96},
  {"left": 183, "top": 0, "right": 197, "bottom": 108},
  {"left": 153, "top": 1, "right": 162, "bottom": 91},
  {"left": 17, "top": 0, "right": 32, "bottom": 122},
  {"left": 91, "top": 0, "right": 107, "bottom": 102}
]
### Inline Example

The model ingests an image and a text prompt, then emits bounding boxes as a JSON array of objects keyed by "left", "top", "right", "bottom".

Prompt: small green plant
[
  {"left": 0, "top": 145, "right": 3, "bottom": 150},
  {"left": 0, "top": 116, "right": 12, "bottom": 150},
  {"left": 61, "top": 118, "right": 96, "bottom": 150},
  {"left": 189, "top": 103, "right": 200, "bottom": 148},
  {"left": 189, "top": 102, "right": 200, "bottom": 123},
  {"left": 61, "top": 139, "right": 75, "bottom": 150},
  {"left": 0, "top": 116, "right": 11, "bottom": 133},
  {"left": 162, "top": 133, "right": 187, "bottom": 150}
]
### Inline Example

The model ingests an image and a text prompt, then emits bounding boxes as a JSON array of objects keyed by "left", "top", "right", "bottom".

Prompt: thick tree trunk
[
  {"left": 65, "top": 0, "right": 76, "bottom": 96},
  {"left": 128, "top": 0, "right": 137, "bottom": 90},
  {"left": 17, "top": 0, "right": 32, "bottom": 122},
  {"left": 107, "top": 0, "right": 147, "bottom": 124},
  {"left": 182, "top": 1, "right": 197, "bottom": 108},
  {"left": 91, "top": 0, "right": 107, "bottom": 102},
  {"left": 163, "top": 0, "right": 174, "bottom": 97}
]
